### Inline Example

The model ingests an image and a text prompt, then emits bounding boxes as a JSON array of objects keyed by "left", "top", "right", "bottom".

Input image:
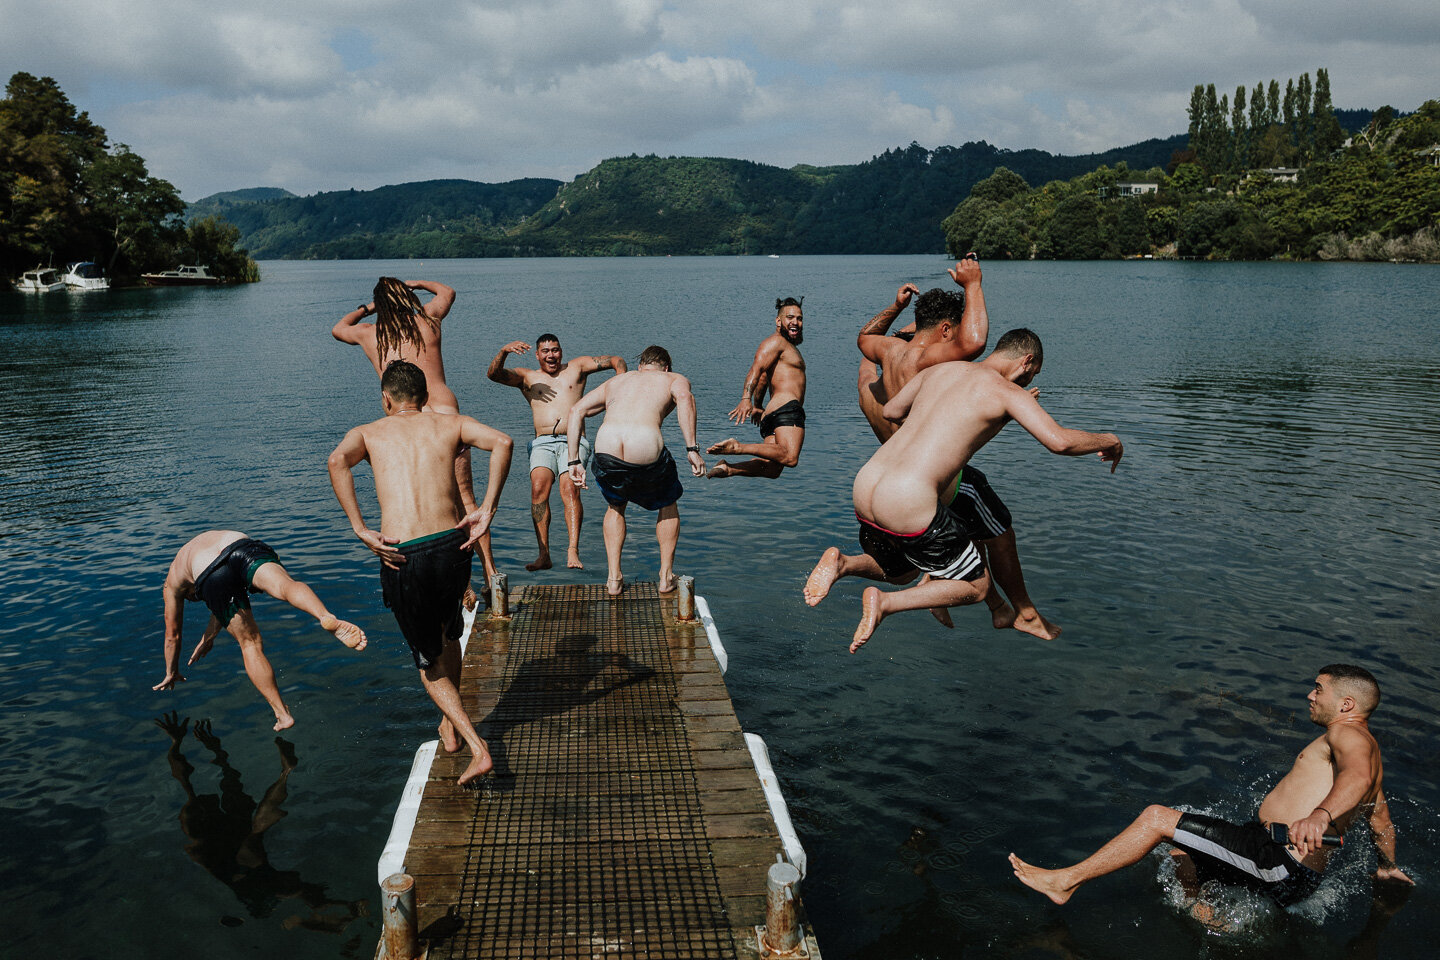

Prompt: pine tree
[
  {"left": 1267, "top": 80, "right": 1281, "bottom": 128},
  {"left": 1232, "top": 86, "right": 1249, "bottom": 171},
  {"left": 1296, "top": 72, "right": 1314, "bottom": 159},
  {"left": 1312, "top": 68, "right": 1344, "bottom": 156}
]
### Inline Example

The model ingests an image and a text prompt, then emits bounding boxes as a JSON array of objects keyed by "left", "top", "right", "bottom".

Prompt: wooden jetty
[{"left": 376, "top": 581, "right": 821, "bottom": 959}]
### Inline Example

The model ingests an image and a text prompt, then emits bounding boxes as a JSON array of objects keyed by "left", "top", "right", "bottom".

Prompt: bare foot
[
  {"left": 566, "top": 550, "right": 584, "bottom": 570},
  {"left": 273, "top": 713, "right": 296, "bottom": 732},
  {"left": 989, "top": 601, "right": 1017, "bottom": 631},
  {"left": 606, "top": 576, "right": 624, "bottom": 597},
  {"left": 438, "top": 718, "right": 461, "bottom": 753},
  {"left": 850, "top": 587, "right": 884, "bottom": 653},
  {"left": 706, "top": 460, "right": 733, "bottom": 478},
  {"left": 1012, "top": 610, "right": 1062, "bottom": 640},
  {"left": 658, "top": 572, "right": 677, "bottom": 594},
  {"left": 803, "top": 547, "right": 841, "bottom": 606},
  {"left": 459, "top": 742, "right": 494, "bottom": 786},
  {"left": 1008, "top": 853, "right": 1077, "bottom": 904},
  {"left": 462, "top": 587, "right": 477, "bottom": 612},
  {"left": 707, "top": 438, "right": 740, "bottom": 455},
  {"left": 323, "top": 617, "right": 367, "bottom": 650},
  {"left": 929, "top": 607, "right": 954, "bottom": 628},
  {"left": 525, "top": 554, "right": 553, "bottom": 572}
]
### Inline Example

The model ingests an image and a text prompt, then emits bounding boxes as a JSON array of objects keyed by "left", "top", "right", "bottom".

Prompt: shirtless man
[
  {"left": 327, "top": 360, "right": 513, "bottom": 786},
  {"left": 565, "top": 345, "right": 705, "bottom": 595},
  {"left": 804, "top": 329, "right": 1122, "bottom": 651},
  {"left": 1009, "top": 665, "right": 1414, "bottom": 910},
  {"left": 706, "top": 297, "right": 806, "bottom": 478},
  {"left": 331, "top": 277, "right": 499, "bottom": 597},
  {"left": 487, "top": 335, "right": 626, "bottom": 571},
  {"left": 155, "top": 530, "right": 367, "bottom": 731},
  {"left": 858, "top": 259, "right": 1059, "bottom": 640}
]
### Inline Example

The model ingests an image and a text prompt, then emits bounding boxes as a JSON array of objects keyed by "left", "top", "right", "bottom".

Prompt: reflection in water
[{"left": 155, "top": 713, "right": 367, "bottom": 933}]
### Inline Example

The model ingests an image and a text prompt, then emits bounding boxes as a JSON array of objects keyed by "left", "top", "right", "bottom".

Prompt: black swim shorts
[
  {"left": 591, "top": 448, "right": 685, "bottom": 511},
  {"left": 857, "top": 503, "right": 986, "bottom": 582},
  {"left": 192, "top": 538, "right": 280, "bottom": 624},
  {"left": 380, "top": 529, "right": 471, "bottom": 670},
  {"left": 946, "top": 465, "right": 1012, "bottom": 540},
  {"left": 1171, "top": 812, "right": 1324, "bottom": 907},
  {"left": 759, "top": 399, "right": 806, "bottom": 438}
]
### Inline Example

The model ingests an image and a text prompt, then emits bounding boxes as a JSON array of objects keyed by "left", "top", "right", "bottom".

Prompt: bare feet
[
  {"left": 606, "top": 576, "right": 624, "bottom": 597},
  {"left": 462, "top": 587, "right": 477, "bottom": 612},
  {"left": 525, "top": 553, "right": 553, "bottom": 572},
  {"left": 804, "top": 547, "right": 842, "bottom": 606},
  {"left": 658, "top": 573, "right": 677, "bottom": 594},
  {"left": 273, "top": 713, "right": 296, "bottom": 732},
  {"left": 566, "top": 550, "right": 584, "bottom": 570},
  {"left": 1008, "top": 853, "right": 1077, "bottom": 904},
  {"left": 850, "top": 587, "right": 883, "bottom": 653},
  {"left": 706, "top": 460, "right": 733, "bottom": 478},
  {"left": 438, "top": 718, "right": 461, "bottom": 753},
  {"left": 458, "top": 742, "right": 494, "bottom": 786},
  {"left": 1011, "top": 610, "right": 1062, "bottom": 640},
  {"left": 323, "top": 617, "right": 367, "bottom": 651},
  {"left": 989, "top": 601, "right": 1017, "bottom": 631},
  {"left": 929, "top": 607, "right": 954, "bottom": 628},
  {"left": 706, "top": 438, "right": 740, "bottom": 455}
]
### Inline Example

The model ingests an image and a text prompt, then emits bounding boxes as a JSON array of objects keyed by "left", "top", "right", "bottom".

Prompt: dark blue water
[{"left": 2, "top": 258, "right": 1437, "bottom": 959}]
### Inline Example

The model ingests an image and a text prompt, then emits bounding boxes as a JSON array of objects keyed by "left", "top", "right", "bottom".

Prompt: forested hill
[{"left": 191, "top": 135, "right": 1187, "bottom": 259}]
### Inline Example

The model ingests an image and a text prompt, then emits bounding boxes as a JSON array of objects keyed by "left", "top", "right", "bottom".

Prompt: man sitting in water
[
  {"left": 804, "top": 329, "right": 1122, "bottom": 651},
  {"left": 566, "top": 345, "right": 705, "bottom": 595},
  {"left": 706, "top": 296, "right": 806, "bottom": 478},
  {"left": 331, "top": 277, "right": 499, "bottom": 602},
  {"left": 487, "top": 334, "right": 627, "bottom": 571},
  {"left": 155, "top": 530, "right": 368, "bottom": 731},
  {"left": 327, "top": 360, "right": 512, "bottom": 787},
  {"left": 1009, "top": 664, "right": 1414, "bottom": 908}
]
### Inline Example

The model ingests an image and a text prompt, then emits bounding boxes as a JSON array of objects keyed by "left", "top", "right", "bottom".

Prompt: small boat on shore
[
  {"left": 14, "top": 267, "right": 65, "bottom": 293},
  {"left": 62, "top": 262, "right": 110, "bottom": 291},
  {"left": 141, "top": 264, "right": 221, "bottom": 286}
]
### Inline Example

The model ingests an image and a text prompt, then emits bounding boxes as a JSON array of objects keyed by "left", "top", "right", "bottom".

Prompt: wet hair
[
  {"left": 536, "top": 333, "right": 560, "bottom": 347},
  {"left": 373, "top": 277, "right": 438, "bottom": 361},
  {"left": 381, "top": 359, "right": 428, "bottom": 403},
  {"left": 637, "top": 345, "right": 672, "bottom": 370},
  {"left": 775, "top": 296, "right": 804, "bottom": 314},
  {"left": 913, "top": 288, "right": 966, "bottom": 331},
  {"left": 993, "top": 328, "right": 1043, "bottom": 369},
  {"left": 1319, "top": 663, "right": 1381, "bottom": 713}
]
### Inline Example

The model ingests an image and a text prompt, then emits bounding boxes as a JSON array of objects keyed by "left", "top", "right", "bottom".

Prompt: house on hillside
[
  {"left": 1098, "top": 182, "right": 1159, "bottom": 199},
  {"left": 1416, "top": 145, "right": 1440, "bottom": 168},
  {"left": 1253, "top": 167, "right": 1301, "bottom": 183}
]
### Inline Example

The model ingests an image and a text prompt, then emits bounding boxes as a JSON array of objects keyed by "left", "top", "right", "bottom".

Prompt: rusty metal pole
[
  {"left": 762, "top": 861, "right": 802, "bottom": 953},
  {"left": 676, "top": 575, "right": 696, "bottom": 621},
  {"left": 380, "top": 872, "right": 418, "bottom": 960},
  {"left": 490, "top": 572, "right": 509, "bottom": 619}
]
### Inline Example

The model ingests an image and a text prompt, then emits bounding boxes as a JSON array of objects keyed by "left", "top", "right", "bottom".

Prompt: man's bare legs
[
  {"left": 981, "top": 528, "right": 1060, "bottom": 640},
  {"left": 527, "top": 467, "right": 556, "bottom": 571},
  {"left": 803, "top": 547, "right": 892, "bottom": 605},
  {"left": 656, "top": 503, "right": 679, "bottom": 593},
  {"left": 558, "top": 470, "right": 584, "bottom": 568},
  {"left": 850, "top": 572, "right": 989, "bottom": 653},
  {"left": 1009, "top": 805, "right": 1184, "bottom": 905},
  {"left": 419, "top": 638, "right": 492, "bottom": 786},
  {"left": 226, "top": 610, "right": 295, "bottom": 731},
  {"left": 249, "top": 564, "right": 366, "bottom": 649},
  {"left": 603, "top": 503, "right": 626, "bottom": 595},
  {"left": 707, "top": 427, "right": 803, "bottom": 479}
]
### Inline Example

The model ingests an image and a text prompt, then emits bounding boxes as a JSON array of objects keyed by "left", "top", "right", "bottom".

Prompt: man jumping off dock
[
  {"left": 566, "top": 345, "right": 705, "bottom": 595},
  {"left": 328, "top": 360, "right": 513, "bottom": 786},
  {"left": 487, "top": 334, "right": 626, "bottom": 571},
  {"left": 155, "top": 530, "right": 367, "bottom": 731},
  {"left": 805, "top": 329, "right": 1122, "bottom": 651},
  {"left": 707, "top": 297, "right": 806, "bottom": 478},
  {"left": 1010, "top": 665, "right": 1413, "bottom": 910}
]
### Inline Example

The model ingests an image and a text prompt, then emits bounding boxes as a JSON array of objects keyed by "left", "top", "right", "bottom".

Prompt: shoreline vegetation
[{"left": 1, "top": 73, "right": 259, "bottom": 286}]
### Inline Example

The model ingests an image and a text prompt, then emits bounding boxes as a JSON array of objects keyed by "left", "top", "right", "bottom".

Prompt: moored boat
[
  {"left": 62, "top": 262, "right": 110, "bottom": 291},
  {"left": 141, "top": 264, "right": 222, "bottom": 286},
  {"left": 14, "top": 266, "right": 66, "bottom": 293}
]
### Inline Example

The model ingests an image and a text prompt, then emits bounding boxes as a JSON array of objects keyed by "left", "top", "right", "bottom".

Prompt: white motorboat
[
  {"left": 14, "top": 266, "right": 65, "bottom": 293},
  {"left": 141, "top": 264, "right": 221, "bottom": 286},
  {"left": 62, "top": 262, "right": 110, "bottom": 291}
]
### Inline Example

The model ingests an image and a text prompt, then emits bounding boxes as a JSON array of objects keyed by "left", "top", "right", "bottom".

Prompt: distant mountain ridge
[{"left": 190, "top": 135, "right": 1190, "bottom": 258}]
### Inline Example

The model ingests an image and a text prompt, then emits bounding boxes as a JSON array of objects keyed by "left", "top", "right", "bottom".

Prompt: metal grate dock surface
[{"left": 400, "top": 581, "right": 794, "bottom": 959}]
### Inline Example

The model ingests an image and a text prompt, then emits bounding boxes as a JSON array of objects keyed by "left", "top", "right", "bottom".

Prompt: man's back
[
  {"left": 595, "top": 370, "right": 681, "bottom": 463},
  {"left": 864, "top": 364, "right": 1013, "bottom": 490},
  {"left": 356, "top": 412, "right": 467, "bottom": 540}
]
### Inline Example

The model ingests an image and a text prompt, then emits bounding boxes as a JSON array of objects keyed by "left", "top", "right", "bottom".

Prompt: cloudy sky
[{"left": 4, "top": 0, "right": 1436, "bottom": 200}]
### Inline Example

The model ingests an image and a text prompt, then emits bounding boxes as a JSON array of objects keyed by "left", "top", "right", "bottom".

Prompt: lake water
[{"left": 2, "top": 257, "right": 1437, "bottom": 959}]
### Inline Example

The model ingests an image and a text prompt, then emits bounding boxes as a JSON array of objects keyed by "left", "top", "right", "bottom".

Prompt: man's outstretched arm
[
  {"left": 1367, "top": 791, "right": 1414, "bottom": 884},
  {"left": 455, "top": 420, "right": 513, "bottom": 545},
  {"left": 326, "top": 429, "right": 405, "bottom": 567},
  {"left": 154, "top": 577, "right": 188, "bottom": 690},
  {"left": 332, "top": 302, "right": 374, "bottom": 343},
  {"left": 950, "top": 255, "right": 988, "bottom": 359},
  {"left": 1004, "top": 385, "right": 1123, "bottom": 471},
  {"left": 857, "top": 283, "right": 919, "bottom": 358},
  {"left": 487, "top": 341, "right": 530, "bottom": 386}
]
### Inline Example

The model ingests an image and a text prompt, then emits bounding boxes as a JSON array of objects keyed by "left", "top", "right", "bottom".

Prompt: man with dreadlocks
[
  {"left": 332, "top": 277, "right": 500, "bottom": 602},
  {"left": 705, "top": 296, "right": 807, "bottom": 478}
]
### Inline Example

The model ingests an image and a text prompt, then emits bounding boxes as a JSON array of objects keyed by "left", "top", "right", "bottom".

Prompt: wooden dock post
[{"left": 379, "top": 872, "right": 419, "bottom": 960}]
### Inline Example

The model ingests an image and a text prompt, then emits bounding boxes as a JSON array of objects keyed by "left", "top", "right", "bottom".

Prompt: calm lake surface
[{"left": 2, "top": 257, "right": 1438, "bottom": 959}]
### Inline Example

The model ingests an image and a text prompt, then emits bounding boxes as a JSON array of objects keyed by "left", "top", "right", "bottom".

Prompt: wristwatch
[
  {"left": 357, "top": 303, "right": 369, "bottom": 315},
  {"left": 685, "top": 445, "right": 700, "bottom": 453}
]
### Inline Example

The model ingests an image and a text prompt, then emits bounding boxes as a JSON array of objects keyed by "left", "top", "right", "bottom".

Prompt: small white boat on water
[
  {"left": 14, "top": 266, "right": 65, "bottom": 293},
  {"left": 141, "top": 264, "right": 221, "bottom": 286},
  {"left": 62, "top": 262, "right": 110, "bottom": 291}
]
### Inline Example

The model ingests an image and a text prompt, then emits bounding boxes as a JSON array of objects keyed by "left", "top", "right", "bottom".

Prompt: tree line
[{"left": 0, "top": 73, "right": 258, "bottom": 283}]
